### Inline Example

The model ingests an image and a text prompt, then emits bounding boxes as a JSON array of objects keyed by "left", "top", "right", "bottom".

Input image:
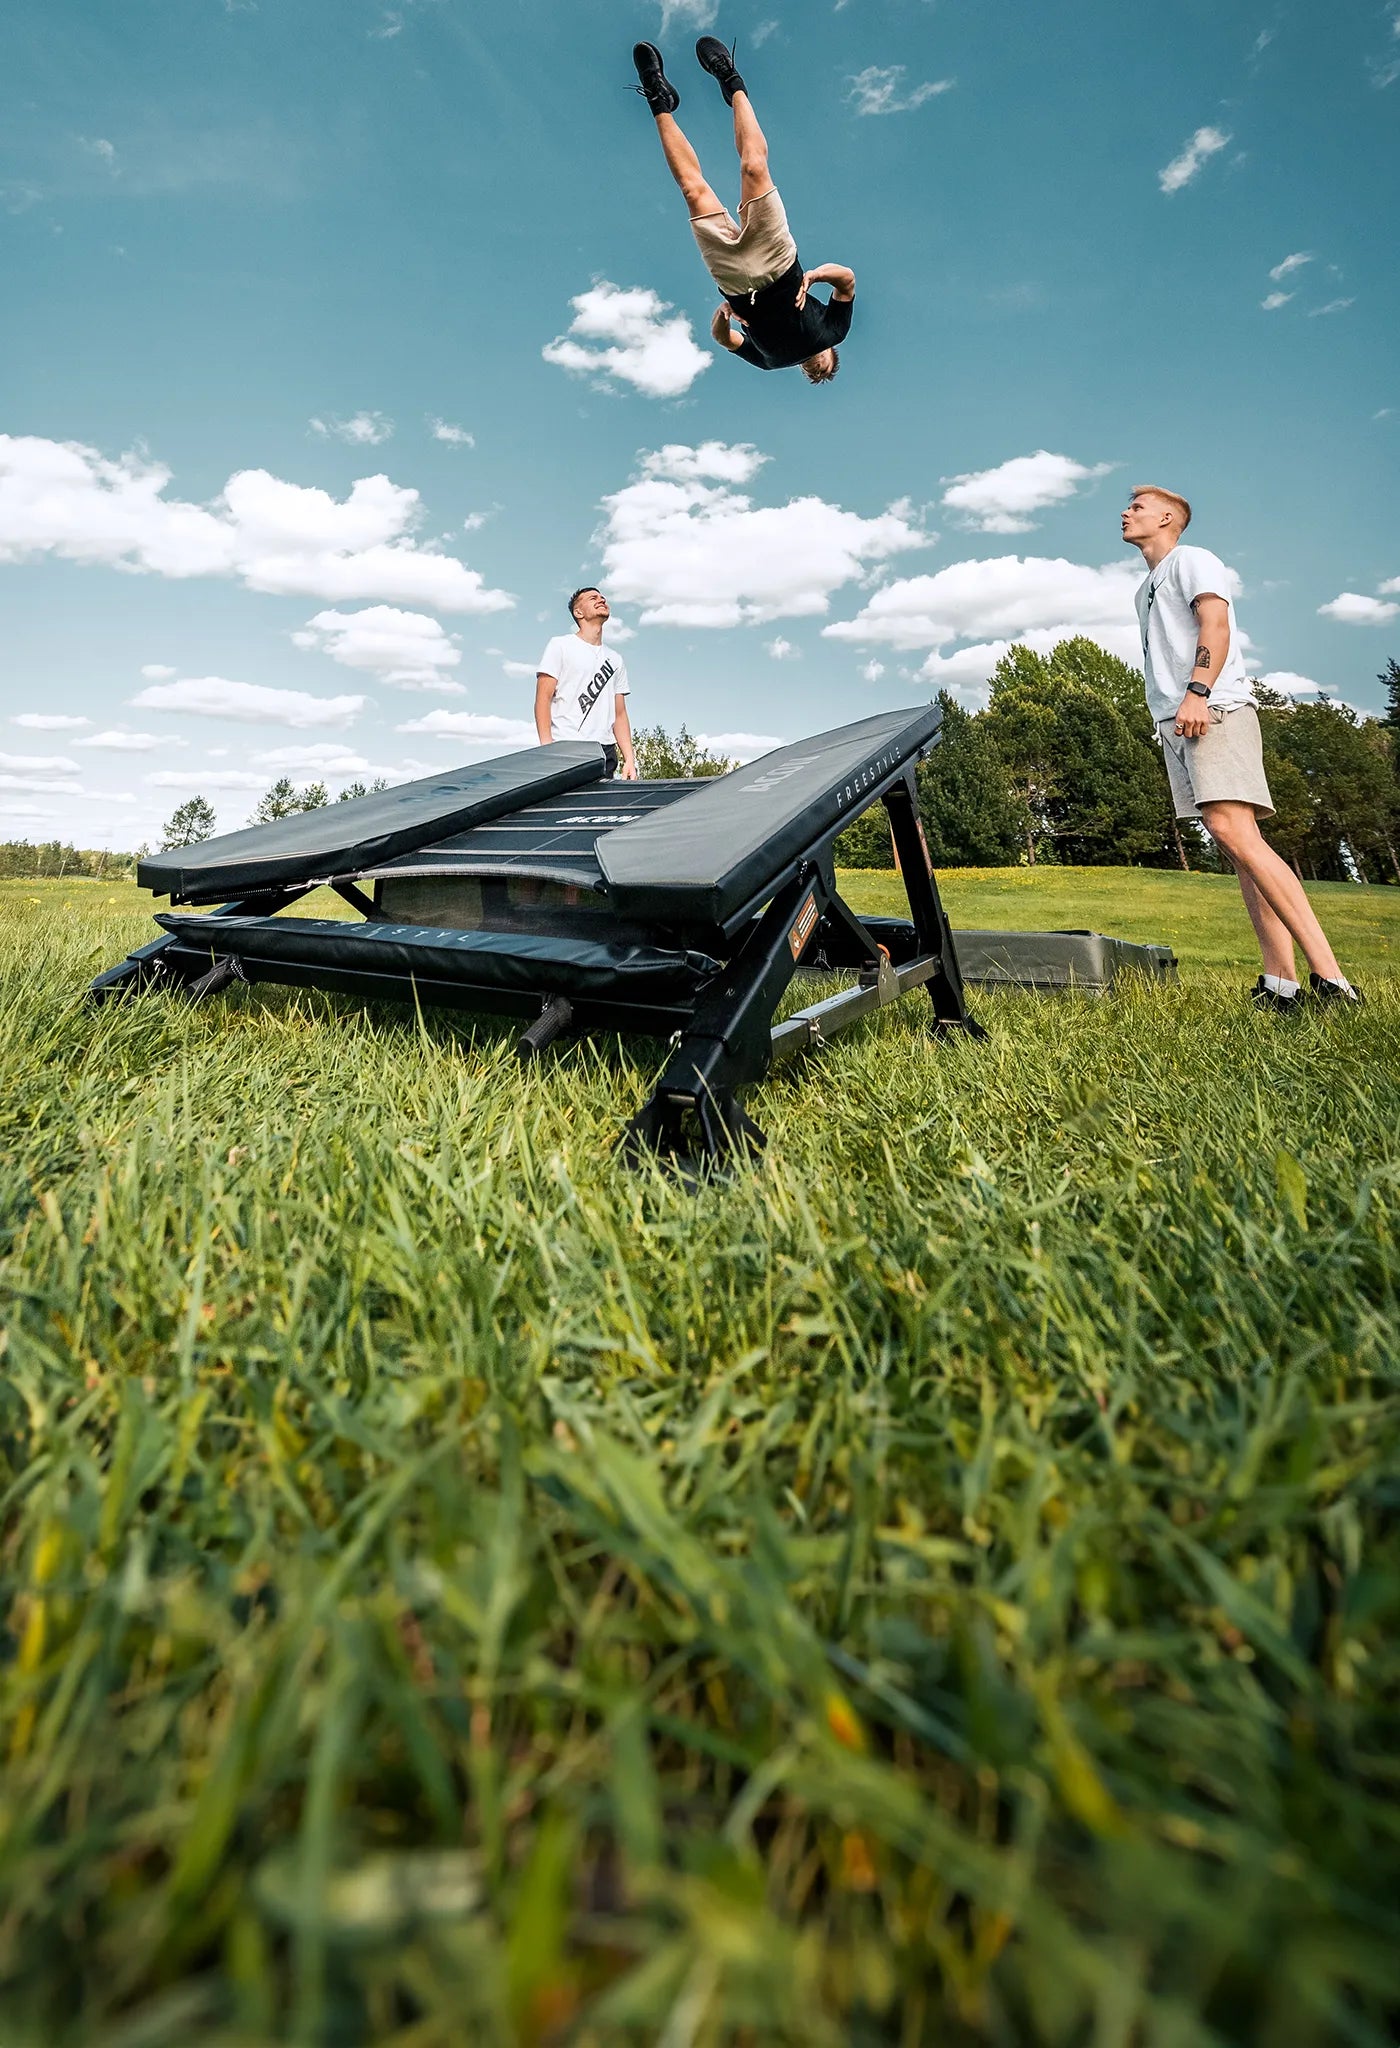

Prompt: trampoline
[{"left": 91, "top": 706, "right": 1172, "bottom": 1167}]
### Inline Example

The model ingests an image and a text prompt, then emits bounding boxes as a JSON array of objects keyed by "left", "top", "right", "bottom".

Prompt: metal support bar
[
  {"left": 333, "top": 881, "right": 378, "bottom": 918},
  {"left": 623, "top": 866, "right": 819, "bottom": 1170},
  {"left": 882, "top": 771, "right": 985, "bottom": 1038},
  {"left": 769, "top": 953, "right": 941, "bottom": 1065}
]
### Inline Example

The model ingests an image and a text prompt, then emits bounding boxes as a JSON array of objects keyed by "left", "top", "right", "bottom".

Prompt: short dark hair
[{"left": 568, "top": 586, "right": 600, "bottom": 621}]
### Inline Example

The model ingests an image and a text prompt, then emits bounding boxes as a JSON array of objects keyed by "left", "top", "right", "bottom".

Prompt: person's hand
[
  {"left": 711, "top": 304, "right": 743, "bottom": 344},
  {"left": 795, "top": 271, "right": 815, "bottom": 311},
  {"left": 619, "top": 756, "right": 639, "bottom": 781},
  {"left": 1174, "top": 691, "right": 1211, "bottom": 740}
]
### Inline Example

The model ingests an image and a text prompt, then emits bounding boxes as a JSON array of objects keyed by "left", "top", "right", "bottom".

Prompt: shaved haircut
[{"left": 1132, "top": 485, "right": 1192, "bottom": 532}]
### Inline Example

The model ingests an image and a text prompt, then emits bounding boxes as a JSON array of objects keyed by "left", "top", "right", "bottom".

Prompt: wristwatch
[{"left": 1185, "top": 681, "right": 1212, "bottom": 699}]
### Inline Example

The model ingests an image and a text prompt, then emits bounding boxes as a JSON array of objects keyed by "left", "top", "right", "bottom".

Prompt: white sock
[
  {"left": 1263, "top": 975, "right": 1300, "bottom": 998},
  {"left": 1320, "top": 975, "right": 1352, "bottom": 992}
]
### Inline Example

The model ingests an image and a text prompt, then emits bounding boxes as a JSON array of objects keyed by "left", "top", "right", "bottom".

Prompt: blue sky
[{"left": 2, "top": 0, "right": 1397, "bottom": 850}]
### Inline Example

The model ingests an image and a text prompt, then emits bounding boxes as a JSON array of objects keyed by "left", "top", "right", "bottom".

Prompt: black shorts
[{"left": 601, "top": 744, "right": 619, "bottom": 779}]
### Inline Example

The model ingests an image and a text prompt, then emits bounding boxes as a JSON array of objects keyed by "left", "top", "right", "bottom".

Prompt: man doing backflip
[
  {"left": 632, "top": 37, "right": 854, "bottom": 382},
  {"left": 1122, "top": 486, "right": 1361, "bottom": 1010}
]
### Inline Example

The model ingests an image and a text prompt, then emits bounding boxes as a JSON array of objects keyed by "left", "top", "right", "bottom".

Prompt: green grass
[{"left": 2, "top": 872, "right": 1399, "bottom": 2047}]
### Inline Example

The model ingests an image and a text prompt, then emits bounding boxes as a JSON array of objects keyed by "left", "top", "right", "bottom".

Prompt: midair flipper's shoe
[
  {"left": 632, "top": 42, "right": 680, "bottom": 115},
  {"left": 696, "top": 35, "right": 747, "bottom": 105}
]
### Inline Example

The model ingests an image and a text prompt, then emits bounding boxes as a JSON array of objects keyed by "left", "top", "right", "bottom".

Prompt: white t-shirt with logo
[
  {"left": 1135, "top": 544, "right": 1252, "bottom": 723},
  {"left": 536, "top": 635, "right": 630, "bottom": 745}
]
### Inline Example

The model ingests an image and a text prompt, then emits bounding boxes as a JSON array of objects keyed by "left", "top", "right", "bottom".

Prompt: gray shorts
[
  {"left": 690, "top": 187, "right": 797, "bottom": 297},
  {"left": 1157, "top": 703, "right": 1274, "bottom": 820}
]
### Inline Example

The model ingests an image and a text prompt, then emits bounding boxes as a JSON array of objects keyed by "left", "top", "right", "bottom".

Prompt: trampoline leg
[
  {"left": 882, "top": 771, "right": 986, "bottom": 1038},
  {"left": 88, "top": 934, "right": 186, "bottom": 1004},
  {"left": 517, "top": 995, "right": 574, "bottom": 1063}
]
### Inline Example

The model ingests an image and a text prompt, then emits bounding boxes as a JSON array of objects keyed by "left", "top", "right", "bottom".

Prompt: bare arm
[
  {"left": 797, "top": 263, "right": 856, "bottom": 309},
  {"left": 534, "top": 672, "right": 557, "bottom": 744},
  {"left": 1174, "top": 595, "right": 1231, "bottom": 738},
  {"left": 710, "top": 304, "right": 747, "bottom": 352},
  {"left": 612, "top": 696, "right": 637, "bottom": 779}
]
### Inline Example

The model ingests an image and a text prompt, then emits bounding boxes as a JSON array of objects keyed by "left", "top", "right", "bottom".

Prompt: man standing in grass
[
  {"left": 631, "top": 37, "right": 854, "bottom": 384},
  {"left": 1122, "top": 487, "right": 1361, "bottom": 1010},
  {"left": 535, "top": 586, "right": 638, "bottom": 780}
]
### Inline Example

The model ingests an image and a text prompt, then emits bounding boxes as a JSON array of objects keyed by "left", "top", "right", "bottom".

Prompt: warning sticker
[{"left": 788, "top": 892, "right": 819, "bottom": 961}]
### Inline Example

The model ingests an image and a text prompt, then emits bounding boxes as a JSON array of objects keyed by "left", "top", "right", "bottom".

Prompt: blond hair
[{"left": 1131, "top": 484, "right": 1192, "bottom": 532}]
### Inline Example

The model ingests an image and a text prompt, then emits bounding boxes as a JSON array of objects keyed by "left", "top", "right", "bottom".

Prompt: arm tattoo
[{"left": 1193, "top": 644, "right": 1211, "bottom": 671}]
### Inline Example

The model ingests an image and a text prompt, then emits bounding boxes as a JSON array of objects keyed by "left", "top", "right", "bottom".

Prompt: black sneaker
[
  {"left": 696, "top": 35, "right": 747, "bottom": 105},
  {"left": 1308, "top": 973, "right": 1365, "bottom": 1007},
  {"left": 1250, "top": 976, "right": 1303, "bottom": 1014},
  {"left": 632, "top": 42, "right": 680, "bottom": 115}
]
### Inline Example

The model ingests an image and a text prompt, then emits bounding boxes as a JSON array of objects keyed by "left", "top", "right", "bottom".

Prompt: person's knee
[
  {"left": 739, "top": 147, "right": 769, "bottom": 183},
  {"left": 1202, "top": 806, "right": 1255, "bottom": 858},
  {"left": 682, "top": 178, "right": 713, "bottom": 212}
]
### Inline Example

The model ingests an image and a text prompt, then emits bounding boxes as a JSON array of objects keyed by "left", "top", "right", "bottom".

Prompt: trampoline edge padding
[
  {"left": 952, "top": 930, "right": 1178, "bottom": 990},
  {"left": 154, "top": 914, "right": 720, "bottom": 1002}
]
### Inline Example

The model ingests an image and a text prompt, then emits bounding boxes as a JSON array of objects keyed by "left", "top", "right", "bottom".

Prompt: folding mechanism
[{"left": 91, "top": 709, "right": 985, "bottom": 1173}]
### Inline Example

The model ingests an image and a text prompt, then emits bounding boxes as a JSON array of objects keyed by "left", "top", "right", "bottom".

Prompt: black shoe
[
  {"left": 696, "top": 34, "right": 747, "bottom": 105},
  {"left": 1250, "top": 976, "right": 1303, "bottom": 1014},
  {"left": 632, "top": 42, "right": 680, "bottom": 115},
  {"left": 1308, "top": 972, "right": 1364, "bottom": 1007}
]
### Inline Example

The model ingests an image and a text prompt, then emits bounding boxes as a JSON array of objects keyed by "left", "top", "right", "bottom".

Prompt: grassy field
[{"left": 2, "top": 871, "right": 1399, "bottom": 2047}]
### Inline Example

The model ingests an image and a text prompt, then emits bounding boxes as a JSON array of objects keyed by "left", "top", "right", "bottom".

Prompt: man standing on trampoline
[{"left": 632, "top": 37, "right": 854, "bottom": 383}]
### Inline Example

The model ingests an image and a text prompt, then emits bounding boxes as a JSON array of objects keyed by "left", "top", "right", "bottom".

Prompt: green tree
[
  {"left": 834, "top": 803, "right": 895, "bottom": 869},
  {"left": 159, "top": 796, "right": 216, "bottom": 850},
  {"left": 632, "top": 725, "right": 734, "bottom": 779},
  {"left": 981, "top": 640, "right": 1169, "bottom": 866},
  {"left": 1262, "top": 696, "right": 1400, "bottom": 882},
  {"left": 915, "top": 692, "right": 1024, "bottom": 866},
  {"left": 1379, "top": 656, "right": 1400, "bottom": 733},
  {"left": 300, "top": 781, "right": 330, "bottom": 811},
  {"left": 337, "top": 778, "right": 390, "bottom": 802}
]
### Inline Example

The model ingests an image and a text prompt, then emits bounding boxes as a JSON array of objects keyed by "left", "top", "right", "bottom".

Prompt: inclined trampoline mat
[{"left": 359, "top": 778, "right": 701, "bottom": 891}]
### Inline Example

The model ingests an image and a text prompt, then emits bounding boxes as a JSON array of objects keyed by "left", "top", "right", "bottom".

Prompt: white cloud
[
  {"left": 860, "top": 659, "right": 886, "bottom": 684},
  {"left": 940, "top": 450, "right": 1116, "bottom": 534},
  {"left": 598, "top": 447, "right": 927, "bottom": 628},
  {"left": 543, "top": 282, "right": 711, "bottom": 399},
  {"left": 1269, "top": 251, "right": 1313, "bottom": 283},
  {"left": 695, "top": 732, "right": 783, "bottom": 763},
  {"left": 502, "top": 659, "right": 539, "bottom": 679},
  {"left": 752, "top": 20, "right": 779, "bottom": 46},
  {"left": 0, "top": 772, "right": 82, "bottom": 793},
  {"left": 657, "top": 1, "right": 718, "bottom": 28},
  {"left": 1261, "top": 290, "right": 1294, "bottom": 311},
  {"left": 291, "top": 605, "right": 465, "bottom": 692},
  {"left": 1318, "top": 591, "right": 1398, "bottom": 625},
  {"left": 12, "top": 712, "right": 90, "bottom": 730},
  {"left": 428, "top": 418, "right": 475, "bottom": 447},
  {"left": 1158, "top": 126, "right": 1231, "bottom": 194},
  {"left": 1379, "top": 576, "right": 1400, "bottom": 595},
  {"left": 76, "top": 730, "right": 175, "bottom": 751},
  {"left": 766, "top": 636, "right": 799, "bottom": 659},
  {"left": 253, "top": 743, "right": 370, "bottom": 773},
  {"left": 131, "top": 676, "right": 366, "bottom": 728},
  {"left": 1308, "top": 298, "right": 1354, "bottom": 317},
  {"left": 140, "top": 662, "right": 177, "bottom": 679},
  {"left": 1368, "top": 4, "right": 1400, "bottom": 88},
  {"left": 309, "top": 411, "right": 394, "bottom": 445},
  {"left": 80, "top": 137, "right": 118, "bottom": 170},
  {"left": 0, "top": 434, "right": 515, "bottom": 614},
  {"left": 396, "top": 709, "right": 537, "bottom": 750},
  {"left": 146, "top": 769, "right": 270, "bottom": 791},
  {"left": 0, "top": 750, "right": 79, "bottom": 772},
  {"left": 1254, "top": 670, "right": 1324, "bottom": 697},
  {"left": 642, "top": 441, "right": 768, "bottom": 485},
  {"left": 846, "top": 67, "right": 955, "bottom": 116},
  {"left": 824, "top": 554, "right": 1157, "bottom": 678}
]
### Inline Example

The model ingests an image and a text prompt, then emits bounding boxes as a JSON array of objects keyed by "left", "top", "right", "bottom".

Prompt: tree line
[{"left": 836, "top": 644, "right": 1400, "bottom": 883}]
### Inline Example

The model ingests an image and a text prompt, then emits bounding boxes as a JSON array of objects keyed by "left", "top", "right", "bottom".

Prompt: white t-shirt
[
  {"left": 536, "top": 635, "right": 630, "bottom": 745},
  {"left": 1135, "top": 544, "right": 1252, "bottom": 723}
]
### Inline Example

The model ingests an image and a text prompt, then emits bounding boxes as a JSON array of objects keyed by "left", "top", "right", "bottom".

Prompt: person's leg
[
  {"left": 730, "top": 91, "right": 774, "bottom": 209},
  {"left": 1200, "top": 802, "right": 1344, "bottom": 980},
  {"left": 654, "top": 113, "right": 724, "bottom": 219},
  {"left": 1231, "top": 864, "right": 1299, "bottom": 981}
]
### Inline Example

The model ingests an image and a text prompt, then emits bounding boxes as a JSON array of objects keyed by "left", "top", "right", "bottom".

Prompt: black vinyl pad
[
  {"left": 596, "top": 705, "right": 941, "bottom": 928},
  {"left": 155, "top": 914, "right": 719, "bottom": 1002},
  {"left": 138, "top": 744, "right": 606, "bottom": 903}
]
